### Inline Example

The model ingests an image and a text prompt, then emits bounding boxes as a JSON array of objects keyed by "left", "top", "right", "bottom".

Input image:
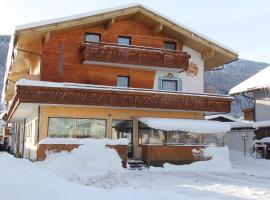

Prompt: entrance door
[{"left": 112, "top": 120, "right": 133, "bottom": 158}]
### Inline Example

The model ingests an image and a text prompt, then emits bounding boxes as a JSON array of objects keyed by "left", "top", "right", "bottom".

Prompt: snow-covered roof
[
  {"left": 138, "top": 117, "right": 231, "bottom": 134},
  {"left": 205, "top": 114, "right": 238, "bottom": 122},
  {"left": 229, "top": 66, "right": 270, "bottom": 95},
  {"left": 253, "top": 120, "right": 270, "bottom": 129}
]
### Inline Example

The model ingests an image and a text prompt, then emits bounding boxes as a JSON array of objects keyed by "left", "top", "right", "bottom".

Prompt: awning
[{"left": 138, "top": 117, "right": 231, "bottom": 134}]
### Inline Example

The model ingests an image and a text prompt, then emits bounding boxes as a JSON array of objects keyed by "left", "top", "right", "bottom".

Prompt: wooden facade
[
  {"left": 243, "top": 108, "right": 254, "bottom": 121},
  {"left": 41, "top": 19, "right": 183, "bottom": 86}
]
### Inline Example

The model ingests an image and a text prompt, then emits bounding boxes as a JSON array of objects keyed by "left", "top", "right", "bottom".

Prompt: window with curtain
[
  {"left": 164, "top": 41, "right": 177, "bottom": 50},
  {"left": 162, "top": 79, "right": 178, "bottom": 91},
  {"left": 48, "top": 118, "right": 106, "bottom": 138}
]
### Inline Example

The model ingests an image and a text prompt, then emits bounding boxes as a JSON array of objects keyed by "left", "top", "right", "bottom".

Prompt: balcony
[
  {"left": 8, "top": 80, "right": 232, "bottom": 121},
  {"left": 79, "top": 42, "right": 191, "bottom": 70}
]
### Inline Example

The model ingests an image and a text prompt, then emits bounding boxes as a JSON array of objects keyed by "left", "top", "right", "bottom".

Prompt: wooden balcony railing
[{"left": 79, "top": 42, "right": 191, "bottom": 70}]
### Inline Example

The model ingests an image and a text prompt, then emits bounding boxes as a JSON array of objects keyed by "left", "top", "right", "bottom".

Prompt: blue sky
[{"left": 0, "top": 0, "right": 269, "bottom": 63}]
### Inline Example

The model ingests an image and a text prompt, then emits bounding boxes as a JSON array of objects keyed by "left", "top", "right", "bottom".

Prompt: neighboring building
[
  {"left": 2, "top": 4, "right": 238, "bottom": 165},
  {"left": 230, "top": 66, "right": 270, "bottom": 139},
  {"left": 206, "top": 114, "right": 255, "bottom": 160}
]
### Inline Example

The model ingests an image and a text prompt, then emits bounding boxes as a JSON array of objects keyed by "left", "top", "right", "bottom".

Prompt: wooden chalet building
[{"left": 2, "top": 4, "right": 238, "bottom": 166}]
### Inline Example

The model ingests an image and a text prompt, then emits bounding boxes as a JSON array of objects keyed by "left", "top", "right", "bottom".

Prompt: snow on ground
[
  {"left": 1, "top": 139, "right": 270, "bottom": 200},
  {"left": 37, "top": 139, "right": 126, "bottom": 188}
]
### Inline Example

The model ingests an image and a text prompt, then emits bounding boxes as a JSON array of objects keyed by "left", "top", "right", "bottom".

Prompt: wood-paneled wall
[{"left": 41, "top": 19, "right": 182, "bottom": 88}]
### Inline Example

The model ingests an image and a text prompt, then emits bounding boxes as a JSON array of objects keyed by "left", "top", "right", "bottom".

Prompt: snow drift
[
  {"left": 37, "top": 138, "right": 128, "bottom": 188},
  {"left": 151, "top": 146, "right": 233, "bottom": 172}
]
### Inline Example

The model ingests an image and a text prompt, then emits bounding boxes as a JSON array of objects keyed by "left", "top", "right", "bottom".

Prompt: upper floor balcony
[{"left": 79, "top": 42, "right": 191, "bottom": 70}]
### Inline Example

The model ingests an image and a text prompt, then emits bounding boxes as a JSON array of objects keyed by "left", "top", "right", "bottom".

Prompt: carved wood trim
[
  {"left": 80, "top": 42, "right": 191, "bottom": 70},
  {"left": 6, "top": 85, "right": 232, "bottom": 120}
]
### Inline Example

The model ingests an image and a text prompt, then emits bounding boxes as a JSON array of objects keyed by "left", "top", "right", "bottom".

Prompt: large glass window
[
  {"left": 85, "top": 33, "right": 101, "bottom": 43},
  {"left": 139, "top": 122, "right": 221, "bottom": 145},
  {"left": 118, "top": 36, "right": 131, "bottom": 45},
  {"left": 138, "top": 122, "right": 166, "bottom": 145},
  {"left": 48, "top": 118, "right": 106, "bottom": 138},
  {"left": 117, "top": 76, "right": 130, "bottom": 88},
  {"left": 162, "top": 79, "right": 178, "bottom": 91}
]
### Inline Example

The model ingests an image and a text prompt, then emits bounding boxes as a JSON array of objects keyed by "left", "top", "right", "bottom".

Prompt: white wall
[
  {"left": 224, "top": 130, "right": 255, "bottom": 161},
  {"left": 153, "top": 45, "right": 204, "bottom": 93},
  {"left": 255, "top": 99, "right": 270, "bottom": 121},
  {"left": 254, "top": 90, "right": 270, "bottom": 121},
  {"left": 23, "top": 108, "right": 39, "bottom": 160}
]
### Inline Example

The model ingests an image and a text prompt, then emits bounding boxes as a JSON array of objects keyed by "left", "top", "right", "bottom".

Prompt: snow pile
[
  {"left": 37, "top": 139, "right": 127, "bottom": 188},
  {"left": 152, "top": 146, "right": 233, "bottom": 172},
  {"left": 138, "top": 117, "right": 231, "bottom": 133},
  {"left": 0, "top": 152, "right": 109, "bottom": 200}
]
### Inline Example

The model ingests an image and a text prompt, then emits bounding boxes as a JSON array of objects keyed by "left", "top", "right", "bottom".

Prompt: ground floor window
[
  {"left": 48, "top": 118, "right": 106, "bottom": 138},
  {"left": 139, "top": 122, "right": 221, "bottom": 145}
]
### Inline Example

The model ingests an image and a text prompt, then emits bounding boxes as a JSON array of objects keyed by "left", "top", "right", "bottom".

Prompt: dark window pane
[
  {"left": 118, "top": 36, "right": 131, "bottom": 45},
  {"left": 117, "top": 76, "right": 129, "bottom": 87},
  {"left": 85, "top": 33, "right": 100, "bottom": 42},
  {"left": 164, "top": 41, "right": 177, "bottom": 50},
  {"left": 162, "top": 80, "right": 178, "bottom": 91}
]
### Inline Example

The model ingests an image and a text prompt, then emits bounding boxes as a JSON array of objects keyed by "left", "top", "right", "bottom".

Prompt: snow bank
[
  {"left": 138, "top": 117, "right": 231, "bottom": 133},
  {"left": 37, "top": 139, "right": 127, "bottom": 187},
  {"left": 0, "top": 152, "right": 110, "bottom": 200},
  {"left": 151, "top": 146, "right": 233, "bottom": 172}
]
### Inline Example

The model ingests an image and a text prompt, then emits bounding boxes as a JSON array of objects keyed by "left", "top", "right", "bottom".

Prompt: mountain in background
[
  {"left": 205, "top": 59, "right": 269, "bottom": 118},
  {"left": 0, "top": 35, "right": 268, "bottom": 118},
  {"left": 0, "top": 35, "right": 10, "bottom": 104}
]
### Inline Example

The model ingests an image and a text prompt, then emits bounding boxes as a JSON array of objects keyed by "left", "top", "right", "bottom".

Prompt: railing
[{"left": 79, "top": 42, "right": 191, "bottom": 70}]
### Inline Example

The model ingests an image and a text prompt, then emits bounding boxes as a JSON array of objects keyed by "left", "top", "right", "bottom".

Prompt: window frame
[
  {"left": 117, "top": 75, "right": 130, "bottom": 88},
  {"left": 85, "top": 32, "right": 101, "bottom": 43},
  {"left": 163, "top": 41, "right": 177, "bottom": 50},
  {"left": 161, "top": 79, "right": 178, "bottom": 91},
  {"left": 118, "top": 35, "right": 131, "bottom": 46},
  {"left": 47, "top": 117, "right": 107, "bottom": 138}
]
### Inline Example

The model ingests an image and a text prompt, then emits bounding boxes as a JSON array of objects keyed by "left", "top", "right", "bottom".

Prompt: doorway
[{"left": 112, "top": 120, "right": 133, "bottom": 158}]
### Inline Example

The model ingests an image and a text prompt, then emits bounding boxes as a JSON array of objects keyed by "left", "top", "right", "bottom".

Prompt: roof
[
  {"left": 229, "top": 65, "right": 270, "bottom": 95},
  {"left": 138, "top": 117, "right": 231, "bottom": 133},
  {"left": 14, "top": 4, "right": 238, "bottom": 69},
  {"left": 205, "top": 114, "right": 238, "bottom": 122}
]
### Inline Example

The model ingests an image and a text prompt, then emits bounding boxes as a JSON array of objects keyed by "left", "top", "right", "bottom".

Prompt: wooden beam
[
  {"left": 105, "top": 18, "right": 115, "bottom": 30},
  {"left": 44, "top": 32, "right": 50, "bottom": 44},
  {"left": 201, "top": 50, "right": 215, "bottom": 60},
  {"left": 152, "top": 23, "right": 163, "bottom": 35}
]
